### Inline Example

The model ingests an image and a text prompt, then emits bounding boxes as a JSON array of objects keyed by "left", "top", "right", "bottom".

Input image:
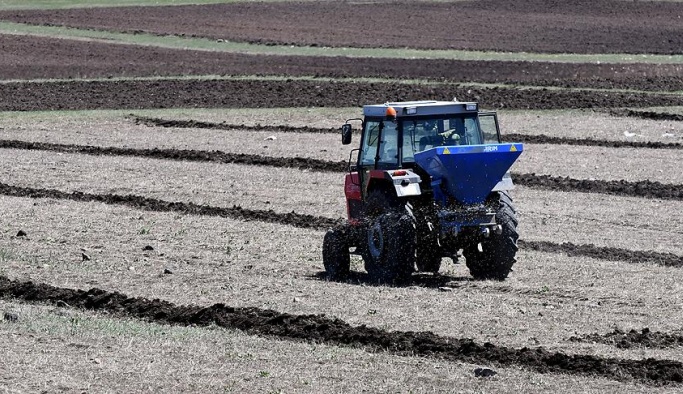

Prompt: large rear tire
[
  {"left": 322, "top": 227, "right": 350, "bottom": 281},
  {"left": 362, "top": 212, "right": 415, "bottom": 284},
  {"left": 463, "top": 191, "right": 518, "bottom": 280}
]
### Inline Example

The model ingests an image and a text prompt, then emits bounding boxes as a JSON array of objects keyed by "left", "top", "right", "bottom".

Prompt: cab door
[{"left": 357, "top": 119, "right": 399, "bottom": 198}]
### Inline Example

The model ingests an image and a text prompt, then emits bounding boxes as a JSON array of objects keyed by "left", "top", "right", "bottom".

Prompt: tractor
[{"left": 322, "top": 100, "right": 524, "bottom": 284}]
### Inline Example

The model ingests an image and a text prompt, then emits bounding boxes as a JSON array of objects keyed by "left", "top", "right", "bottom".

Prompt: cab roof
[{"left": 363, "top": 100, "right": 479, "bottom": 118}]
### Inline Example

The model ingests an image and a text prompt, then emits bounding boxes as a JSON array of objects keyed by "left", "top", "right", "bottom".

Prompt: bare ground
[
  {"left": 2, "top": 34, "right": 683, "bottom": 92},
  {"left": 0, "top": 147, "right": 681, "bottom": 255},
  {"left": 0, "top": 300, "right": 677, "bottom": 393},
  {"left": 2, "top": 78, "right": 683, "bottom": 112},
  {"left": 2, "top": 0, "right": 683, "bottom": 54},
  {"left": 1, "top": 112, "right": 682, "bottom": 184},
  {"left": 0, "top": 3, "right": 682, "bottom": 388},
  {"left": 1, "top": 195, "right": 682, "bottom": 369}
]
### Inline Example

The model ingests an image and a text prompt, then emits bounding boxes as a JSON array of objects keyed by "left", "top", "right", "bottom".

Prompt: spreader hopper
[{"left": 414, "top": 143, "right": 524, "bottom": 204}]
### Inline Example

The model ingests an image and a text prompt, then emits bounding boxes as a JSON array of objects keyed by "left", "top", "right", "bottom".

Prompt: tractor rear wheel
[
  {"left": 322, "top": 226, "right": 350, "bottom": 281},
  {"left": 463, "top": 191, "right": 518, "bottom": 280},
  {"left": 362, "top": 212, "right": 415, "bottom": 284}
]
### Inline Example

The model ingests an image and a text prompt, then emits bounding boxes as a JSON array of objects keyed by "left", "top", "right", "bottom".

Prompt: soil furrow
[
  {"left": 570, "top": 328, "right": 683, "bottom": 350},
  {"left": 131, "top": 115, "right": 342, "bottom": 134},
  {"left": 517, "top": 240, "right": 683, "bottom": 268},
  {"left": 2, "top": 79, "right": 683, "bottom": 112},
  {"left": 0, "top": 182, "right": 681, "bottom": 268},
  {"left": 2, "top": 139, "right": 682, "bottom": 201},
  {"left": 610, "top": 109, "right": 683, "bottom": 122},
  {"left": 0, "top": 182, "right": 340, "bottom": 230},
  {"left": 0, "top": 276, "right": 681, "bottom": 385},
  {"left": 0, "top": 139, "right": 347, "bottom": 172},
  {"left": 514, "top": 174, "right": 683, "bottom": 201},
  {"left": 506, "top": 134, "right": 683, "bottom": 150},
  {"left": 131, "top": 115, "right": 683, "bottom": 150}
]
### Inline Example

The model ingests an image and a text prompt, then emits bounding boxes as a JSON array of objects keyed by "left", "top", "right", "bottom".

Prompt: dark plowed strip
[
  {"left": 131, "top": 115, "right": 683, "bottom": 150},
  {"left": 0, "top": 182, "right": 339, "bottom": 230},
  {"left": 570, "top": 328, "right": 683, "bottom": 349},
  {"left": 0, "top": 276, "right": 681, "bottom": 385},
  {"left": 518, "top": 240, "right": 683, "bottom": 268},
  {"left": 2, "top": 139, "right": 682, "bottom": 201},
  {"left": 514, "top": 174, "right": 683, "bottom": 201},
  {"left": 610, "top": 109, "right": 683, "bottom": 122},
  {"left": 130, "top": 115, "right": 342, "bottom": 134},
  {"left": 2, "top": 79, "right": 683, "bottom": 112},
  {"left": 1, "top": 182, "right": 681, "bottom": 268},
  {"left": 505, "top": 134, "right": 683, "bottom": 150},
  {"left": 0, "top": 139, "right": 347, "bottom": 173}
]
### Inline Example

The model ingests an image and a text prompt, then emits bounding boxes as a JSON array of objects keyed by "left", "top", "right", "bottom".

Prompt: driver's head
[{"left": 424, "top": 120, "right": 436, "bottom": 133}]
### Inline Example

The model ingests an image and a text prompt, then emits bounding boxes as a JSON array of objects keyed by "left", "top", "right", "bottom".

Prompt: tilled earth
[
  {"left": 2, "top": 78, "right": 683, "bottom": 112},
  {"left": 1, "top": 0, "right": 682, "bottom": 54},
  {"left": 1, "top": 139, "right": 682, "bottom": 200},
  {"left": 1, "top": 1, "right": 683, "bottom": 391},
  {"left": 1, "top": 275, "right": 682, "bottom": 386},
  {"left": 2, "top": 34, "right": 683, "bottom": 92}
]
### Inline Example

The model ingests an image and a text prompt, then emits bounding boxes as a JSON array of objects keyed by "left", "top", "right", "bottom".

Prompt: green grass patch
[{"left": 2, "top": 21, "right": 683, "bottom": 64}]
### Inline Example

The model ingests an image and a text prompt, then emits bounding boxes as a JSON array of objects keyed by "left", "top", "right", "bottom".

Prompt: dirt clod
[
  {"left": 474, "top": 368, "right": 497, "bottom": 378},
  {"left": 3, "top": 312, "right": 19, "bottom": 323}
]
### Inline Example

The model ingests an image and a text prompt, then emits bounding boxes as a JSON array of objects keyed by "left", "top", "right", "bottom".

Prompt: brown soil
[
  {"left": 571, "top": 328, "right": 683, "bottom": 350},
  {"left": 517, "top": 240, "right": 683, "bottom": 269},
  {"left": 0, "top": 181, "right": 680, "bottom": 269},
  {"left": 3, "top": 138, "right": 683, "bottom": 201},
  {"left": 2, "top": 79, "right": 683, "bottom": 112},
  {"left": 2, "top": 34, "right": 683, "bottom": 92},
  {"left": 0, "top": 181, "right": 339, "bottom": 230},
  {"left": 2, "top": 139, "right": 683, "bottom": 201},
  {"left": 2, "top": 1, "right": 682, "bottom": 55},
  {"left": 610, "top": 109, "right": 683, "bottom": 122},
  {"left": 1, "top": 275, "right": 681, "bottom": 385},
  {"left": 132, "top": 115, "right": 683, "bottom": 150}
]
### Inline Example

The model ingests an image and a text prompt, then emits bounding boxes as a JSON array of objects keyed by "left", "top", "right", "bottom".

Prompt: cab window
[
  {"left": 359, "top": 120, "right": 399, "bottom": 168},
  {"left": 359, "top": 121, "right": 380, "bottom": 166},
  {"left": 478, "top": 113, "right": 501, "bottom": 143}
]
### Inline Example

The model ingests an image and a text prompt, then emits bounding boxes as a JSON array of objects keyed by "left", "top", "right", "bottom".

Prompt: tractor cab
[{"left": 341, "top": 100, "right": 505, "bottom": 214}]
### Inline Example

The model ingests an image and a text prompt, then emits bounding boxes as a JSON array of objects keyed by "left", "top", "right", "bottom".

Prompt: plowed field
[
  {"left": 2, "top": 0, "right": 682, "bottom": 54},
  {"left": 1, "top": 1, "right": 682, "bottom": 393}
]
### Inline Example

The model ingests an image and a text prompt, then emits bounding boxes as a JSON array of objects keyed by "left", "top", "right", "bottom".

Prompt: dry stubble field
[{"left": 1, "top": 1, "right": 683, "bottom": 393}]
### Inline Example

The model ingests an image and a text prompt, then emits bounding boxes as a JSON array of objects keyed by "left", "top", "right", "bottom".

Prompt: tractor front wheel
[
  {"left": 362, "top": 212, "right": 415, "bottom": 284},
  {"left": 463, "top": 191, "right": 518, "bottom": 280},
  {"left": 322, "top": 226, "right": 350, "bottom": 281}
]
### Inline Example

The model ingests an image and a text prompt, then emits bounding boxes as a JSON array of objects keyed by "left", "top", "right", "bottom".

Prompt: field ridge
[
  {"left": 1, "top": 275, "right": 682, "bottom": 385},
  {"left": 131, "top": 115, "right": 683, "bottom": 150},
  {"left": 2, "top": 139, "right": 682, "bottom": 200},
  {"left": 1, "top": 181, "right": 680, "bottom": 268}
]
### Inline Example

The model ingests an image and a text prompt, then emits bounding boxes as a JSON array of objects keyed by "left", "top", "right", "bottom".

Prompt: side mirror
[{"left": 341, "top": 124, "right": 353, "bottom": 145}]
